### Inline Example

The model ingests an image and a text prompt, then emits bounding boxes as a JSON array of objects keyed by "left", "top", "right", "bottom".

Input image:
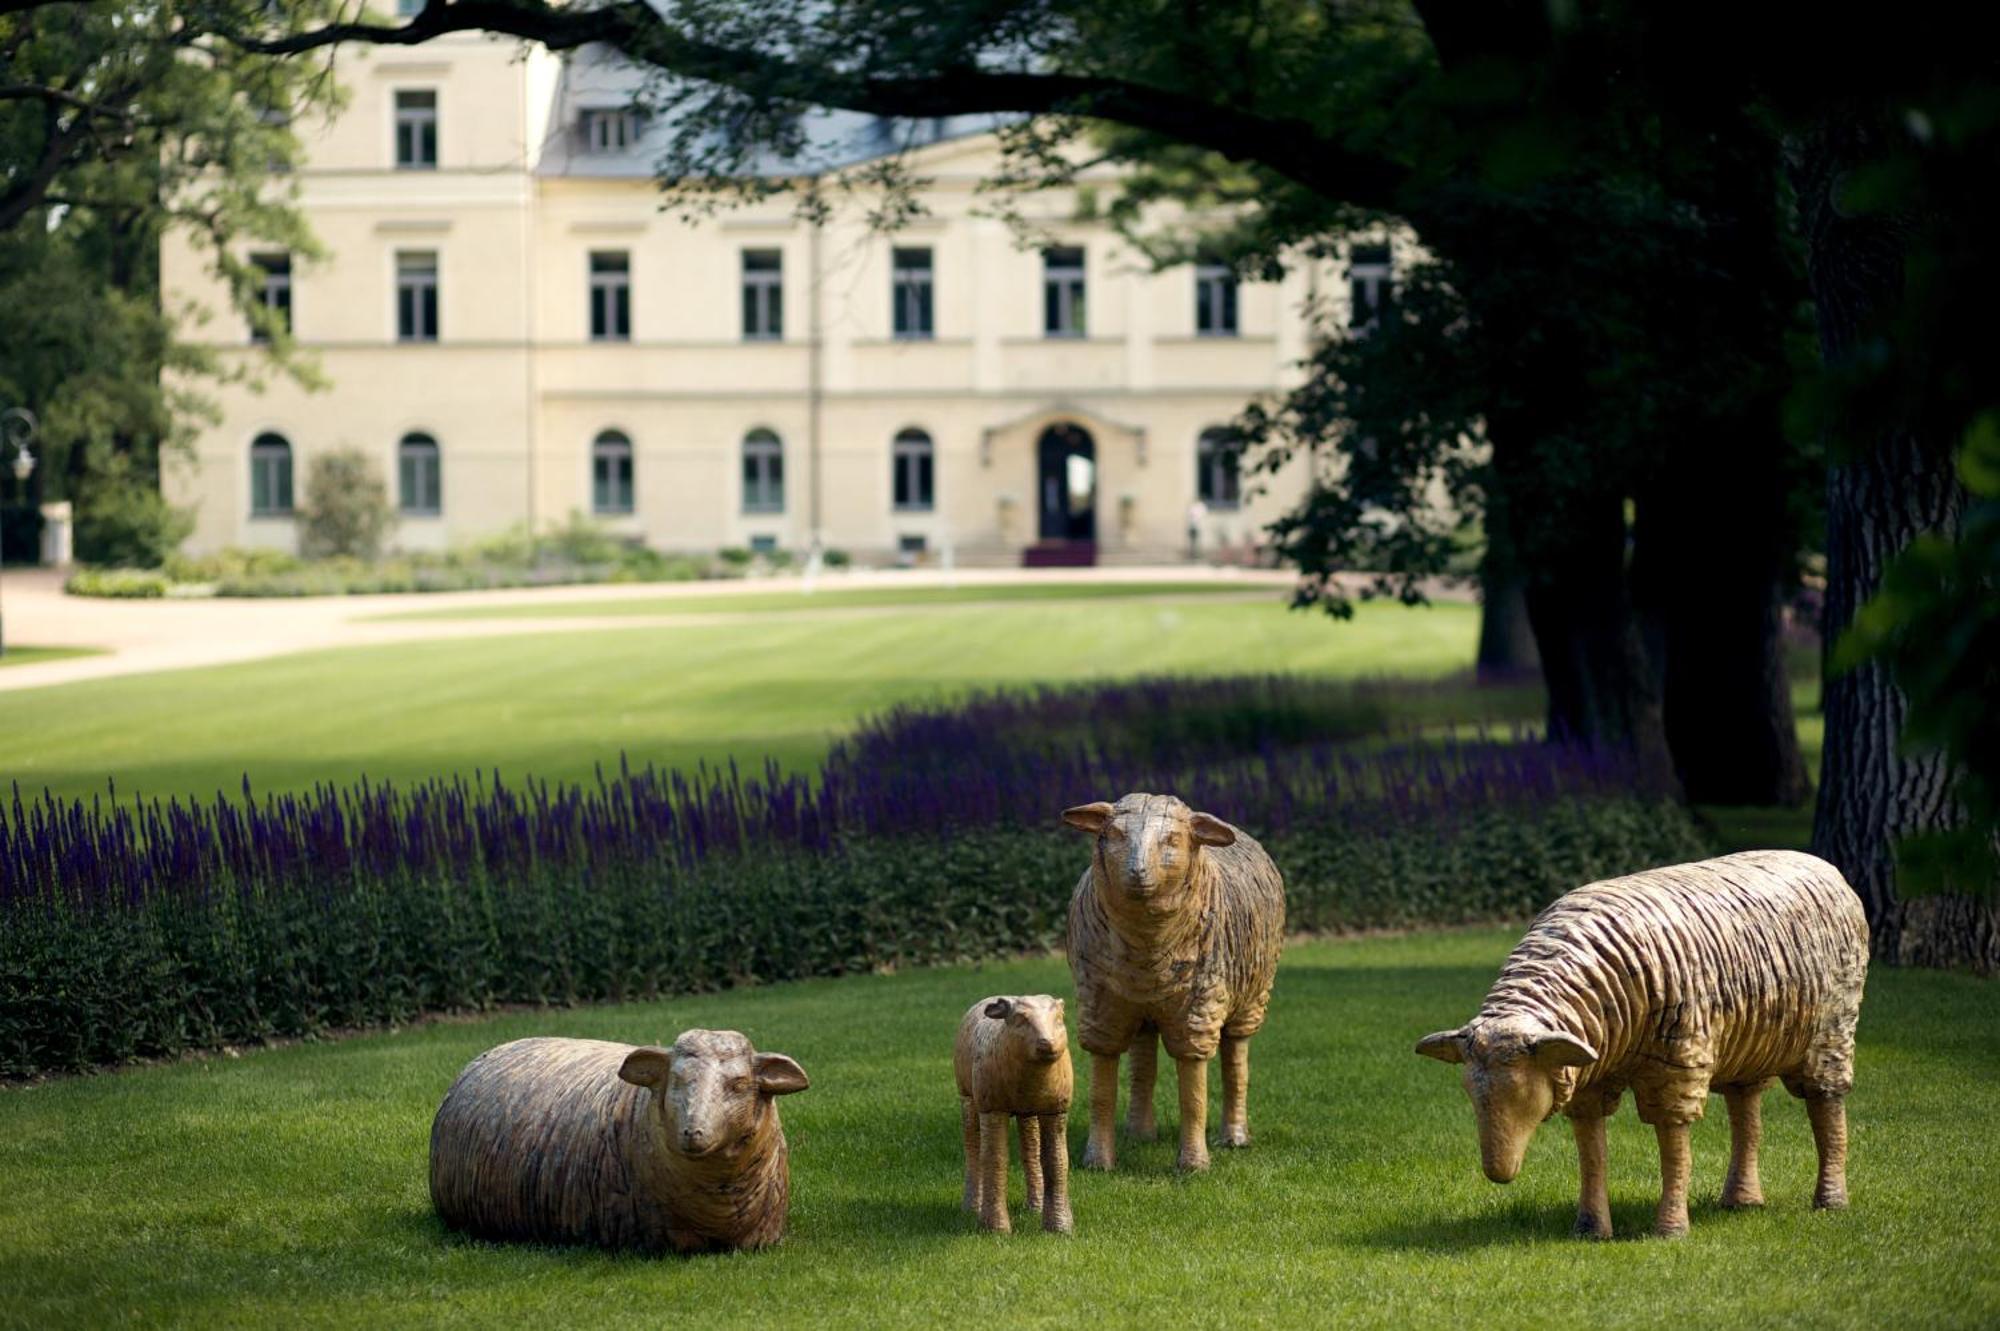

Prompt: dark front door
[{"left": 1036, "top": 424, "right": 1096, "bottom": 541}]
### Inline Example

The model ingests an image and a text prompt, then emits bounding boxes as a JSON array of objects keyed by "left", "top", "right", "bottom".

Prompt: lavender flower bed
[{"left": 0, "top": 676, "right": 1710, "bottom": 1078}]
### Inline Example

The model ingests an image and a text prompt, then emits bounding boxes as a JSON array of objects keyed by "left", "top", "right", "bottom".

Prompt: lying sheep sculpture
[
  {"left": 954, "top": 995, "right": 1075, "bottom": 1234},
  {"left": 430, "top": 1030, "right": 810, "bottom": 1252},
  {"left": 1416, "top": 850, "right": 1869, "bottom": 1238},
  {"left": 1064, "top": 793, "right": 1285, "bottom": 1172}
]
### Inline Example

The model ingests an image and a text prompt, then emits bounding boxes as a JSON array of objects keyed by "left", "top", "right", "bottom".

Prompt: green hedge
[{"left": 0, "top": 800, "right": 1709, "bottom": 1079}]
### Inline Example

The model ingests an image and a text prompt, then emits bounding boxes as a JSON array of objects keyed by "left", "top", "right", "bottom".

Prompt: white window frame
[
  {"left": 251, "top": 252, "right": 291, "bottom": 343},
  {"left": 1196, "top": 428, "right": 1241, "bottom": 509},
  {"left": 892, "top": 428, "right": 935, "bottom": 511},
  {"left": 394, "top": 89, "right": 437, "bottom": 170},
  {"left": 592, "top": 430, "right": 635, "bottom": 515},
  {"left": 1043, "top": 246, "right": 1086, "bottom": 338},
  {"left": 589, "top": 251, "right": 631, "bottom": 341},
  {"left": 742, "top": 428, "right": 785, "bottom": 513},
  {"left": 580, "top": 108, "right": 640, "bottom": 153},
  {"left": 398, "top": 432, "right": 443, "bottom": 516},
  {"left": 1195, "top": 260, "right": 1238, "bottom": 337},
  {"left": 249, "top": 433, "right": 294, "bottom": 517},
  {"left": 396, "top": 250, "right": 438, "bottom": 342},
  {"left": 741, "top": 250, "right": 784, "bottom": 341},
  {"left": 892, "top": 247, "right": 934, "bottom": 339},
  {"left": 1349, "top": 243, "right": 1393, "bottom": 338}
]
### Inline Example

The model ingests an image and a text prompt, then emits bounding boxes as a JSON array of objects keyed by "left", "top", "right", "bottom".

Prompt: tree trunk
[
  {"left": 1790, "top": 117, "right": 1967, "bottom": 960},
  {"left": 1475, "top": 493, "right": 1540, "bottom": 683}
]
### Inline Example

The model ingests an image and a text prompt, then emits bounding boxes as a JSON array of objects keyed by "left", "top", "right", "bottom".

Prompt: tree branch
[{"left": 221, "top": 0, "right": 1409, "bottom": 207}]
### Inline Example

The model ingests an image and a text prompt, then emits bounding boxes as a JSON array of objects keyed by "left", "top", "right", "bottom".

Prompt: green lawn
[
  {"left": 368, "top": 579, "right": 1277, "bottom": 621},
  {"left": 0, "top": 645, "right": 102, "bottom": 669},
  {"left": 0, "top": 597, "right": 1483, "bottom": 805},
  {"left": 2, "top": 929, "right": 1991, "bottom": 1329}
]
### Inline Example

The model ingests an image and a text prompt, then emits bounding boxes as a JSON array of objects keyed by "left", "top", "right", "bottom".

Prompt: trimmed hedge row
[{"left": 1, "top": 798, "right": 1709, "bottom": 1078}]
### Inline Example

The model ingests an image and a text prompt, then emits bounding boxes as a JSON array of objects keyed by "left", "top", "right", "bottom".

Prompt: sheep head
[
  {"left": 1416, "top": 1019, "right": 1596, "bottom": 1183},
  {"left": 619, "top": 1028, "right": 809, "bottom": 1159},
  {"left": 1063, "top": 792, "right": 1234, "bottom": 917},
  {"left": 983, "top": 995, "right": 1069, "bottom": 1065}
]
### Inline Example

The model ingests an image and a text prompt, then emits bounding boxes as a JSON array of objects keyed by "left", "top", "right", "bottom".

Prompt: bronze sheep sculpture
[
  {"left": 429, "top": 1030, "right": 810, "bottom": 1253},
  {"left": 954, "top": 994, "right": 1075, "bottom": 1234},
  {"left": 1064, "top": 792, "right": 1285, "bottom": 1173},
  {"left": 1416, "top": 850, "right": 1870, "bottom": 1239}
]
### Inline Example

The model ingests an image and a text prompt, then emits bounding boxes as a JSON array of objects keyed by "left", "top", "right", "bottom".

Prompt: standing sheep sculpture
[
  {"left": 954, "top": 994, "right": 1075, "bottom": 1234},
  {"left": 1063, "top": 792, "right": 1285, "bottom": 1173},
  {"left": 1416, "top": 849, "right": 1869, "bottom": 1239},
  {"left": 430, "top": 1030, "right": 810, "bottom": 1253}
]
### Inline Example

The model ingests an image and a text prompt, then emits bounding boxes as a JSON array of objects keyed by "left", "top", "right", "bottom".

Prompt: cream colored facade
[{"left": 164, "top": 36, "right": 1371, "bottom": 565}]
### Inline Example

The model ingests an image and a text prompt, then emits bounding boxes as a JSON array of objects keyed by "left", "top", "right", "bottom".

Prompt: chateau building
[{"left": 164, "top": 35, "right": 1388, "bottom": 565}]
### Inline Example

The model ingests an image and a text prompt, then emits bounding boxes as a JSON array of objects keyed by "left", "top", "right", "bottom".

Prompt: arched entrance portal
[{"left": 1036, "top": 423, "right": 1096, "bottom": 543}]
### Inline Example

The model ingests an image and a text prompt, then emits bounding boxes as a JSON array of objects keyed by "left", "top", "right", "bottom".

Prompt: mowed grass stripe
[
  {"left": 0, "top": 930, "right": 1991, "bottom": 1328},
  {"left": 0, "top": 598, "right": 1479, "bottom": 805}
]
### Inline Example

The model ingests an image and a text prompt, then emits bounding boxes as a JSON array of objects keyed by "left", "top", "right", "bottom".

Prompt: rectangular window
[
  {"left": 1349, "top": 243, "right": 1393, "bottom": 337},
  {"left": 741, "top": 249, "right": 783, "bottom": 340},
  {"left": 579, "top": 108, "right": 639, "bottom": 153},
  {"left": 394, "top": 90, "right": 437, "bottom": 169},
  {"left": 1195, "top": 260, "right": 1239, "bottom": 336},
  {"left": 251, "top": 252, "right": 292, "bottom": 343},
  {"left": 396, "top": 250, "right": 439, "bottom": 342},
  {"left": 589, "top": 251, "right": 631, "bottom": 341},
  {"left": 592, "top": 441, "right": 634, "bottom": 515},
  {"left": 892, "top": 246, "right": 934, "bottom": 339},
  {"left": 749, "top": 534, "right": 779, "bottom": 556},
  {"left": 1043, "top": 246, "right": 1085, "bottom": 338},
  {"left": 898, "top": 534, "right": 928, "bottom": 557}
]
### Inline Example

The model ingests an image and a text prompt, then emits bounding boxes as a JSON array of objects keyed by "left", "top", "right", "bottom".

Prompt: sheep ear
[
  {"left": 1531, "top": 1034, "right": 1598, "bottom": 1068},
  {"left": 1189, "top": 812, "right": 1236, "bottom": 847},
  {"left": 1062, "top": 802, "right": 1114, "bottom": 834},
  {"left": 1415, "top": 1029, "right": 1466, "bottom": 1064},
  {"left": 754, "top": 1052, "right": 810, "bottom": 1096},
  {"left": 619, "top": 1046, "right": 672, "bottom": 1090},
  {"left": 984, "top": 998, "right": 1013, "bottom": 1020}
]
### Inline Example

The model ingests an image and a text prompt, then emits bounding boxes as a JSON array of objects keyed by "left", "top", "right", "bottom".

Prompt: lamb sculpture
[
  {"left": 954, "top": 994, "right": 1075, "bottom": 1233},
  {"left": 1064, "top": 793, "right": 1285, "bottom": 1173},
  {"left": 1416, "top": 849, "right": 1869, "bottom": 1238},
  {"left": 430, "top": 1029, "right": 810, "bottom": 1253}
]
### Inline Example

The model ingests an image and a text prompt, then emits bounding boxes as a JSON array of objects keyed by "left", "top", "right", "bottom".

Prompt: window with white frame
[
  {"left": 1196, "top": 427, "right": 1240, "bottom": 508},
  {"left": 398, "top": 432, "right": 442, "bottom": 515},
  {"left": 892, "top": 247, "right": 934, "bottom": 339},
  {"left": 1043, "top": 246, "right": 1086, "bottom": 337},
  {"left": 396, "top": 250, "right": 438, "bottom": 342},
  {"left": 741, "top": 249, "right": 783, "bottom": 340},
  {"left": 579, "top": 108, "right": 640, "bottom": 153},
  {"left": 592, "top": 430, "right": 634, "bottom": 515},
  {"left": 742, "top": 428, "right": 785, "bottom": 513},
  {"left": 589, "top": 251, "right": 631, "bottom": 340},
  {"left": 892, "top": 428, "right": 935, "bottom": 511},
  {"left": 394, "top": 90, "right": 437, "bottom": 169},
  {"left": 251, "top": 252, "right": 291, "bottom": 343},
  {"left": 1349, "top": 243, "right": 1393, "bottom": 337},
  {"left": 1195, "top": 258, "right": 1238, "bottom": 336},
  {"left": 250, "top": 433, "right": 294, "bottom": 516}
]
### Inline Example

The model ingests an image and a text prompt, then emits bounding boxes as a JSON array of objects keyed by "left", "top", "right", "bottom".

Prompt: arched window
[
  {"left": 1196, "top": 427, "right": 1240, "bottom": 509},
  {"left": 592, "top": 429, "right": 634, "bottom": 515},
  {"left": 891, "top": 428, "right": 934, "bottom": 511},
  {"left": 398, "top": 432, "right": 442, "bottom": 515},
  {"left": 249, "top": 432, "right": 294, "bottom": 516},
  {"left": 742, "top": 428, "right": 784, "bottom": 514}
]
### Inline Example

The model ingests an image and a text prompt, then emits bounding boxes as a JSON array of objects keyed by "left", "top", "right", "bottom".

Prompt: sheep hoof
[
  {"left": 1573, "top": 1212, "right": 1612, "bottom": 1240},
  {"left": 1042, "top": 1208, "right": 1075, "bottom": 1235},
  {"left": 1654, "top": 1217, "right": 1689, "bottom": 1240},
  {"left": 1813, "top": 1186, "right": 1848, "bottom": 1211},
  {"left": 1177, "top": 1148, "right": 1210, "bottom": 1173},
  {"left": 1719, "top": 1187, "right": 1764, "bottom": 1209},
  {"left": 1081, "top": 1141, "right": 1114, "bottom": 1171},
  {"left": 1218, "top": 1125, "right": 1250, "bottom": 1149}
]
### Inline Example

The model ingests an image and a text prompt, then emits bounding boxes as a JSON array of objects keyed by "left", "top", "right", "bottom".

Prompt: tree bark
[
  {"left": 1475, "top": 491, "right": 1540, "bottom": 683},
  {"left": 1790, "top": 117, "right": 1966, "bottom": 960}
]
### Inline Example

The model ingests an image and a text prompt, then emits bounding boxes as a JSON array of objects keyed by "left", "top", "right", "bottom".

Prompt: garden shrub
[
  {"left": 71, "top": 455, "right": 195, "bottom": 568},
  {"left": 62, "top": 567, "right": 169, "bottom": 598},
  {"left": 0, "top": 675, "right": 1713, "bottom": 1079},
  {"left": 298, "top": 448, "right": 394, "bottom": 561}
]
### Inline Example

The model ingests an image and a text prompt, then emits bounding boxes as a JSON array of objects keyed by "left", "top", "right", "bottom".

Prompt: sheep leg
[
  {"left": 1721, "top": 1084, "right": 1767, "bottom": 1208},
  {"left": 1019, "top": 1113, "right": 1045, "bottom": 1212},
  {"left": 1654, "top": 1120, "right": 1692, "bottom": 1238},
  {"left": 960, "top": 1095, "right": 981, "bottom": 1213},
  {"left": 1039, "top": 1112, "right": 1074, "bottom": 1234},
  {"left": 978, "top": 1111, "right": 1012, "bottom": 1232},
  {"left": 1083, "top": 1053, "right": 1119, "bottom": 1171},
  {"left": 1218, "top": 1035, "right": 1250, "bottom": 1148},
  {"left": 1175, "top": 1056, "right": 1210, "bottom": 1172},
  {"left": 1806, "top": 1095, "right": 1849, "bottom": 1210},
  {"left": 1126, "top": 1029, "right": 1160, "bottom": 1141},
  {"left": 1571, "top": 1113, "right": 1612, "bottom": 1239}
]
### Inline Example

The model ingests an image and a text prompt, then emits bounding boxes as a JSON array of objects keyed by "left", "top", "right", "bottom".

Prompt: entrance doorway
[{"left": 1036, "top": 423, "right": 1096, "bottom": 542}]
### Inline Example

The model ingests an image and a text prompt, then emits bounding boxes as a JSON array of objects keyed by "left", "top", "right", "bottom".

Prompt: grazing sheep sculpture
[
  {"left": 429, "top": 1030, "right": 810, "bottom": 1253},
  {"left": 1064, "top": 792, "right": 1285, "bottom": 1173},
  {"left": 954, "top": 994, "right": 1075, "bottom": 1234},
  {"left": 1416, "top": 850, "right": 1869, "bottom": 1239}
]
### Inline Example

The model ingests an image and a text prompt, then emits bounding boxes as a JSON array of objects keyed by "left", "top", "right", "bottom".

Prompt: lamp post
[{"left": 0, "top": 406, "right": 40, "bottom": 660}]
